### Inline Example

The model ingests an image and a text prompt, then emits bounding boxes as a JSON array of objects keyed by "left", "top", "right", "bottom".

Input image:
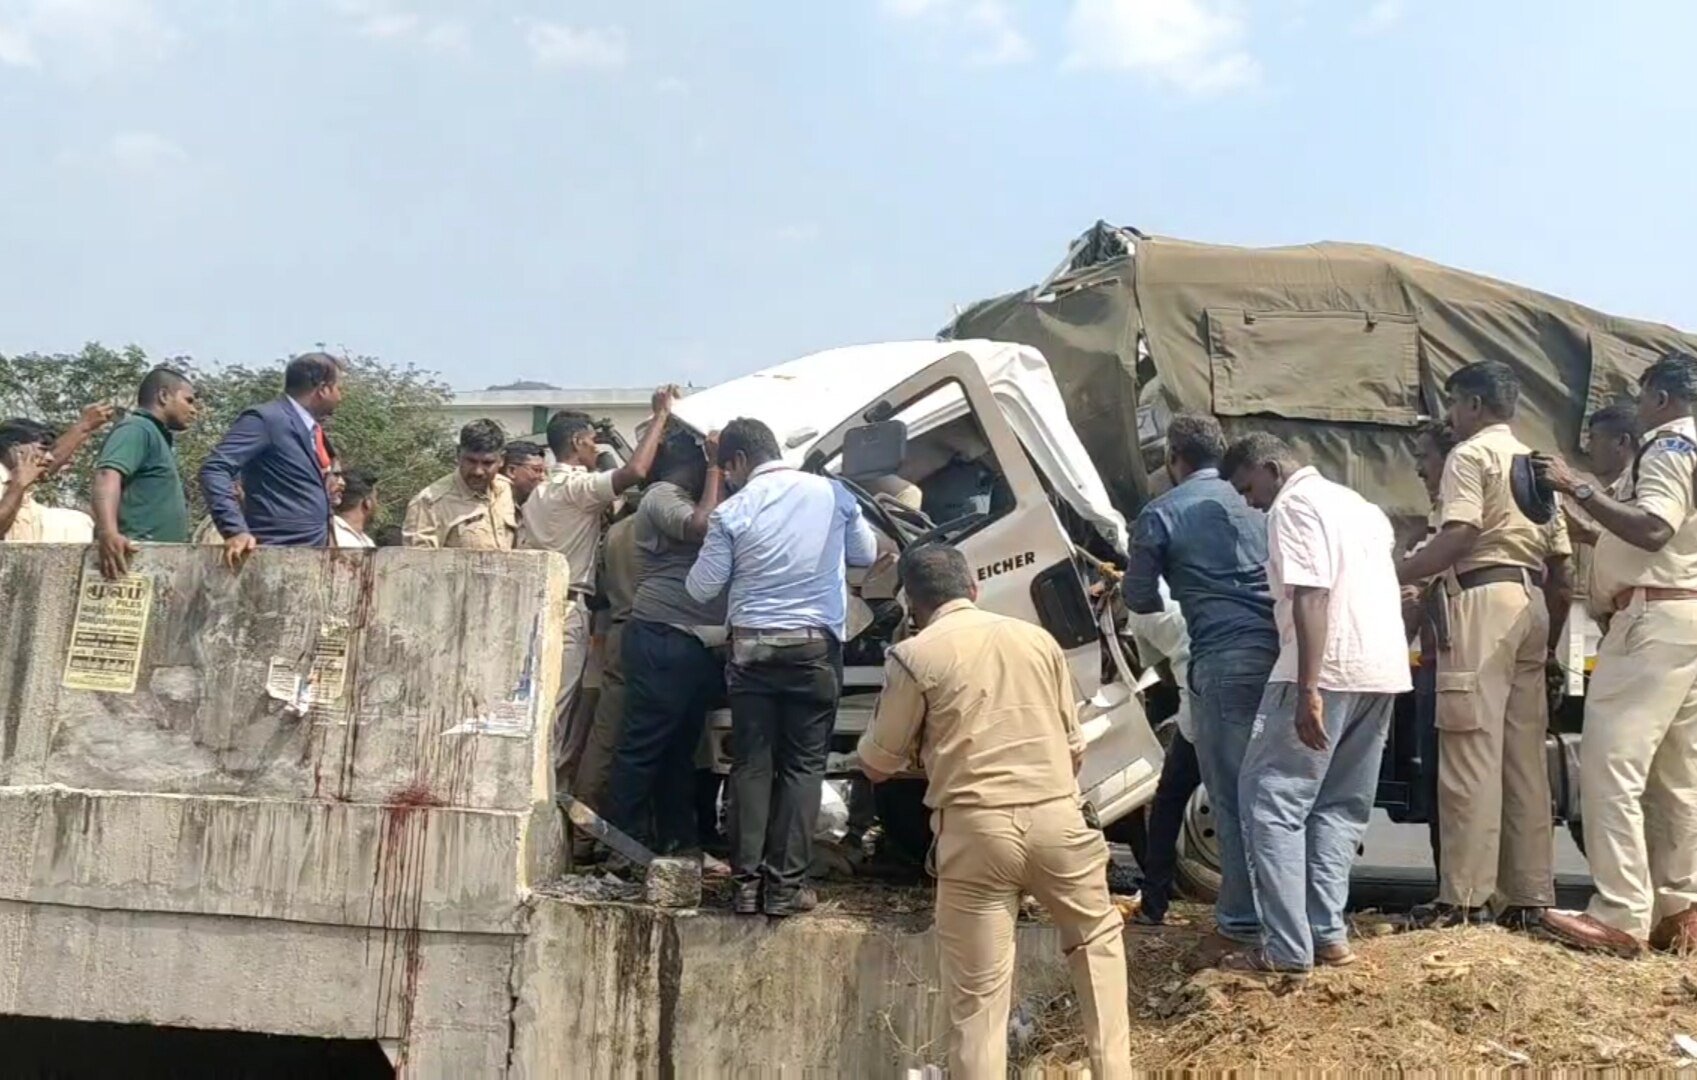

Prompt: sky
[{"left": 2, "top": 0, "right": 1695, "bottom": 393}]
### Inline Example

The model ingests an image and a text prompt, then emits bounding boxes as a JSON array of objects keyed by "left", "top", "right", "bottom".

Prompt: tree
[{"left": 0, "top": 345, "right": 458, "bottom": 531}]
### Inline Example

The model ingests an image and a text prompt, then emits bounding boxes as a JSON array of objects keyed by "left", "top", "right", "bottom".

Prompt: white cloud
[
  {"left": 107, "top": 130, "right": 188, "bottom": 176},
  {"left": 524, "top": 21, "right": 628, "bottom": 70},
  {"left": 776, "top": 223, "right": 821, "bottom": 243},
  {"left": 1352, "top": 0, "right": 1404, "bottom": 37},
  {"left": 0, "top": 0, "right": 177, "bottom": 73},
  {"left": 1064, "top": 0, "right": 1259, "bottom": 96},
  {"left": 331, "top": 1, "right": 468, "bottom": 54},
  {"left": 655, "top": 75, "right": 689, "bottom": 97},
  {"left": 880, "top": 0, "right": 1033, "bottom": 67}
]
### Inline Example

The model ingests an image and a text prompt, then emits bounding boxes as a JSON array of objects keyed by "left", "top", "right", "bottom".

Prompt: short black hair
[
  {"left": 1221, "top": 432, "right": 1300, "bottom": 479},
  {"left": 545, "top": 410, "right": 595, "bottom": 458},
  {"left": 504, "top": 440, "right": 545, "bottom": 467},
  {"left": 1588, "top": 402, "right": 1641, "bottom": 442},
  {"left": 898, "top": 543, "right": 974, "bottom": 611},
  {"left": 337, "top": 468, "right": 377, "bottom": 512},
  {"left": 459, "top": 418, "right": 507, "bottom": 455},
  {"left": 1418, "top": 420, "right": 1457, "bottom": 457},
  {"left": 716, "top": 417, "right": 781, "bottom": 469},
  {"left": 1638, "top": 351, "right": 1697, "bottom": 405},
  {"left": 284, "top": 352, "right": 343, "bottom": 396},
  {"left": 1166, "top": 413, "right": 1225, "bottom": 470},
  {"left": 0, "top": 417, "right": 53, "bottom": 458},
  {"left": 1445, "top": 360, "right": 1520, "bottom": 418},
  {"left": 138, "top": 366, "right": 191, "bottom": 408}
]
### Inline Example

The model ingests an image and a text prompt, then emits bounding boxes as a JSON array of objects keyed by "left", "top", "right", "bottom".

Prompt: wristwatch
[{"left": 1573, "top": 482, "right": 1596, "bottom": 503}]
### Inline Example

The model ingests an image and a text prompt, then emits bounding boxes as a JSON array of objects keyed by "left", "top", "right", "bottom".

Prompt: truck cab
[{"left": 669, "top": 340, "right": 1164, "bottom": 835}]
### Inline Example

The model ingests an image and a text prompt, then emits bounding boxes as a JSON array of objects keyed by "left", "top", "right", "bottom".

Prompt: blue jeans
[
  {"left": 1239, "top": 683, "right": 1393, "bottom": 969},
  {"left": 1190, "top": 646, "right": 1277, "bottom": 942}
]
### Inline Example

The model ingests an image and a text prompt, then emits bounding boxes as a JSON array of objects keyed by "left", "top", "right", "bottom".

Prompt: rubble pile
[{"left": 1020, "top": 905, "right": 1697, "bottom": 1073}]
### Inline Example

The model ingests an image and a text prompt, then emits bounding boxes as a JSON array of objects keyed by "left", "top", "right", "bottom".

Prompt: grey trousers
[
  {"left": 550, "top": 601, "right": 594, "bottom": 794},
  {"left": 1239, "top": 682, "right": 1393, "bottom": 969}
]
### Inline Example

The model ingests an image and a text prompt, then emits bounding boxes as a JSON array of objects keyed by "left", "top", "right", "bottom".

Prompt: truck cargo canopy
[{"left": 946, "top": 222, "right": 1697, "bottom": 533}]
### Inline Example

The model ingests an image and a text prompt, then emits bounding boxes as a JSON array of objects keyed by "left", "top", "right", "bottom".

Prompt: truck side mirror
[{"left": 841, "top": 420, "right": 908, "bottom": 480}]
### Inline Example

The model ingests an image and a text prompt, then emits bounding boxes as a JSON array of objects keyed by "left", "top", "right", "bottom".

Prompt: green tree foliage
[{"left": 0, "top": 345, "right": 457, "bottom": 530}]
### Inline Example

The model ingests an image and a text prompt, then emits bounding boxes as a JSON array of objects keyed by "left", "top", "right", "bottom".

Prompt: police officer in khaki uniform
[
  {"left": 1538, "top": 352, "right": 1697, "bottom": 957},
  {"left": 403, "top": 419, "right": 518, "bottom": 551},
  {"left": 857, "top": 545, "right": 1130, "bottom": 1080},
  {"left": 1398, "top": 361, "right": 1570, "bottom": 928}
]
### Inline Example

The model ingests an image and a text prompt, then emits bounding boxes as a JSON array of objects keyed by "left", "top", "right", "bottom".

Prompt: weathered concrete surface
[
  {"left": 0, "top": 545, "right": 568, "bottom": 1074},
  {"left": 1, "top": 544, "right": 1091, "bottom": 1077},
  {"left": 512, "top": 898, "right": 1080, "bottom": 1078}
]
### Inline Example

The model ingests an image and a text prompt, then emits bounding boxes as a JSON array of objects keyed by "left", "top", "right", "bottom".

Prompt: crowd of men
[
  {"left": 5, "top": 347, "right": 1697, "bottom": 1076},
  {"left": 0, "top": 352, "right": 884, "bottom": 924},
  {"left": 1124, "top": 354, "right": 1697, "bottom": 978}
]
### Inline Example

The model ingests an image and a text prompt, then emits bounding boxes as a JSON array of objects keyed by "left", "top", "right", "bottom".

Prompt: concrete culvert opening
[{"left": 0, "top": 1015, "right": 395, "bottom": 1079}]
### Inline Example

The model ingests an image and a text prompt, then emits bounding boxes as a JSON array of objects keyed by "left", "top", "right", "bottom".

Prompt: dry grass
[{"left": 1020, "top": 903, "right": 1697, "bottom": 1074}]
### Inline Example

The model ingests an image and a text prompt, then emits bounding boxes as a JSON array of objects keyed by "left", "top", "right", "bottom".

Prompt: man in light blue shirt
[{"left": 686, "top": 417, "right": 878, "bottom": 916}]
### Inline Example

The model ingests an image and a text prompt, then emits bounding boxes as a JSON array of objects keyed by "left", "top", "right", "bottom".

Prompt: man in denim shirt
[{"left": 1125, "top": 414, "right": 1278, "bottom": 953}]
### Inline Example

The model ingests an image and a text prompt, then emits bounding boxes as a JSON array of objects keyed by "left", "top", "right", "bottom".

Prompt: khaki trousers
[
  {"left": 550, "top": 602, "right": 594, "bottom": 793},
  {"left": 933, "top": 798, "right": 1131, "bottom": 1080},
  {"left": 1435, "top": 578, "right": 1554, "bottom": 908},
  {"left": 573, "top": 619, "right": 627, "bottom": 813},
  {"left": 1582, "top": 593, "right": 1697, "bottom": 940}
]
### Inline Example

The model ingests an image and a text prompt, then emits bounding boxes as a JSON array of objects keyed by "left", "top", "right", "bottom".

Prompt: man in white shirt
[
  {"left": 1221, "top": 433, "right": 1412, "bottom": 974},
  {"left": 332, "top": 468, "right": 378, "bottom": 549},
  {"left": 521, "top": 388, "right": 676, "bottom": 795}
]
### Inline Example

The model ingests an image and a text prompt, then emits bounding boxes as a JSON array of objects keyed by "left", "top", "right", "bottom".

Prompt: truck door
[{"left": 808, "top": 350, "right": 1161, "bottom": 821}]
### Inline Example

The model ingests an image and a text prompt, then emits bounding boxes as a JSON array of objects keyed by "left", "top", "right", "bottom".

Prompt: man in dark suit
[{"left": 200, "top": 352, "right": 345, "bottom": 563}]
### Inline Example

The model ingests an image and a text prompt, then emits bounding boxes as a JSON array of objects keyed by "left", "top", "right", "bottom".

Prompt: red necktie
[{"left": 313, "top": 426, "right": 331, "bottom": 471}]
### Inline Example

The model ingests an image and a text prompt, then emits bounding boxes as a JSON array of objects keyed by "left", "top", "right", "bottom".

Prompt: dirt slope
[{"left": 1023, "top": 907, "right": 1697, "bottom": 1074}]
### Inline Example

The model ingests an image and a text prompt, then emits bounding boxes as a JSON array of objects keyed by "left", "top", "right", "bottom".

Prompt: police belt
[
  {"left": 1612, "top": 586, "right": 1697, "bottom": 612},
  {"left": 1455, "top": 565, "right": 1544, "bottom": 591}
]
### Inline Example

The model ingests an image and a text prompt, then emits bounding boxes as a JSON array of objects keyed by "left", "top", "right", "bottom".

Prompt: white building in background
[{"left": 445, "top": 383, "right": 665, "bottom": 444}]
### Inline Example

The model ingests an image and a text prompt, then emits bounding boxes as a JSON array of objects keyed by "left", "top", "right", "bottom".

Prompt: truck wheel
[{"left": 1175, "top": 788, "right": 1223, "bottom": 903}]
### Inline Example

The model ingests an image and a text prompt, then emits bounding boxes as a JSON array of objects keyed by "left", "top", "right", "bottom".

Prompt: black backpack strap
[{"left": 1630, "top": 430, "right": 1697, "bottom": 494}]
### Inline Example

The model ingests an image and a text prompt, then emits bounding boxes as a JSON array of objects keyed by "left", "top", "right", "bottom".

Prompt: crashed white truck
[{"left": 666, "top": 339, "right": 1167, "bottom": 856}]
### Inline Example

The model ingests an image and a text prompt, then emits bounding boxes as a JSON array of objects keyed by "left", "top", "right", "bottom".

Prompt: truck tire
[{"left": 1175, "top": 788, "right": 1223, "bottom": 903}]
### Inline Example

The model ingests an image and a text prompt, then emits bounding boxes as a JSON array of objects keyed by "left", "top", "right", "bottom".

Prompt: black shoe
[
  {"left": 732, "top": 881, "right": 762, "bottom": 916},
  {"left": 764, "top": 886, "right": 818, "bottom": 918},
  {"left": 1496, "top": 906, "right": 1547, "bottom": 933},
  {"left": 1408, "top": 902, "right": 1492, "bottom": 929}
]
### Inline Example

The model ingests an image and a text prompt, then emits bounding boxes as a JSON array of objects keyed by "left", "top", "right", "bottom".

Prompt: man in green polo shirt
[{"left": 91, "top": 367, "right": 199, "bottom": 578}]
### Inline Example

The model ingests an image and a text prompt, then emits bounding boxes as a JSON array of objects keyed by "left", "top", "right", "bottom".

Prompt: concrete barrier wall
[
  {"left": 513, "top": 898, "right": 1076, "bottom": 1078},
  {"left": 0, "top": 545, "right": 570, "bottom": 1075}
]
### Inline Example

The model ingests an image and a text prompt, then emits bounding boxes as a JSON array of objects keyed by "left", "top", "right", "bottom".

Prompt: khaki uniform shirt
[
  {"left": 403, "top": 472, "right": 517, "bottom": 551},
  {"left": 600, "top": 513, "right": 639, "bottom": 625},
  {"left": 1591, "top": 417, "right": 1697, "bottom": 607},
  {"left": 0, "top": 461, "right": 44, "bottom": 543},
  {"left": 857, "top": 600, "right": 1083, "bottom": 810},
  {"left": 1439, "top": 423, "right": 1571, "bottom": 573},
  {"left": 520, "top": 463, "right": 617, "bottom": 593}
]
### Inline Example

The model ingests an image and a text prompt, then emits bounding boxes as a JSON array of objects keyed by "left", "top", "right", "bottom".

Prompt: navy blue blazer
[{"left": 199, "top": 397, "right": 332, "bottom": 547}]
